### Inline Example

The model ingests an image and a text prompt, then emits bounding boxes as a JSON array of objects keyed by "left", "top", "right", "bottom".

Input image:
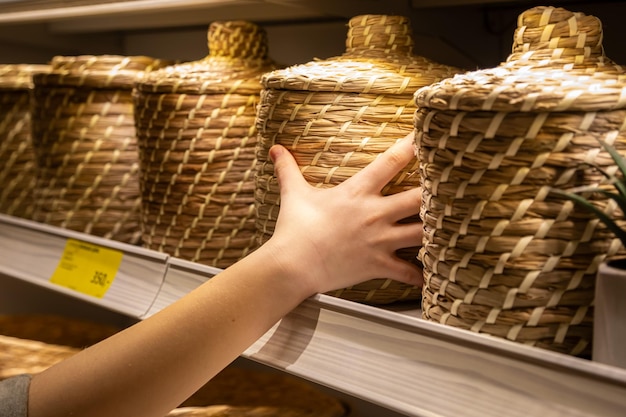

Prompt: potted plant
[{"left": 552, "top": 140, "right": 626, "bottom": 369}]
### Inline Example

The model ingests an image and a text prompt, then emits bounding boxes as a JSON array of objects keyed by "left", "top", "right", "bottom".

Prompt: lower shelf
[
  {"left": 1, "top": 214, "right": 626, "bottom": 416},
  {"left": 0, "top": 273, "right": 407, "bottom": 417}
]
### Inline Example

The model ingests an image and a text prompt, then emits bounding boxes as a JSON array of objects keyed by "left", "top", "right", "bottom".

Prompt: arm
[{"left": 28, "top": 132, "right": 423, "bottom": 417}]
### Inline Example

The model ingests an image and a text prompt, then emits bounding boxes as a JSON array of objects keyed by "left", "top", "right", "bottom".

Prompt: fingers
[
  {"left": 388, "top": 222, "right": 424, "bottom": 250},
  {"left": 383, "top": 187, "right": 423, "bottom": 222},
  {"left": 380, "top": 257, "right": 424, "bottom": 287},
  {"left": 269, "top": 144, "right": 309, "bottom": 196},
  {"left": 347, "top": 131, "right": 417, "bottom": 193}
]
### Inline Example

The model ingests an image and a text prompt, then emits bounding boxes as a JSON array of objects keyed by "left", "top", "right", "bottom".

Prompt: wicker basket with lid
[
  {"left": 255, "top": 14, "right": 461, "bottom": 304},
  {"left": 414, "top": 6, "right": 626, "bottom": 355},
  {"left": 0, "top": 64, "right": 50, "bottom": 219},
  {"left": 134, "top": 21, "right": 277, "bottom": 268},
  {"left": 30, "top": 54, "right": 170, "bottom": 244}
]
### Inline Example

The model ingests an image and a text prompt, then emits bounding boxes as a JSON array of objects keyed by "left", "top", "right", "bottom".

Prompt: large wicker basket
[
  {"left": 30, "top": 55, "right": 170, "bottom": 244},
  {"left": 0, "top": 64, "right": 50, "bottom": 219},
  {"left": 255, "top": 14, "right": 461, "bottom": 304},
  {"left": 414, "top": 6, "right": 626, "bottom": 356},
  {"left": 134, "top": 21, "right": 277, "bottom": 268}
]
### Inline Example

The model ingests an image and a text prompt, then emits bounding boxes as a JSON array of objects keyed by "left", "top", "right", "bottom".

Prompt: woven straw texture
[
  {"left": 0, "top": 64, "right": 50, "bottom": 219},
  {"left": 30, "top": 55, "right": 170, "bottom": 244},
  {"left": 0, "top": 313, "right": 120, "bottom": 347},
  {"left": 134, "top": 21, "right": 277, "bottom": 268},
  {"left": 0, "top": 314, "right": 120, "bottom": 380},
  {"left": 167, "top": 406, "right": 340, "bottom": 417},
  {"left": 414, "top": 6, "right": 626, "bottom": 356},
  {"left": 171, "top": 367, "right": 348, "bottom": 417},
  {"left": 255, "top": 14, "right": 461, "bottom": 304},
  {"left": 0, "top": 335, "right": 78, "bottom": 380}
]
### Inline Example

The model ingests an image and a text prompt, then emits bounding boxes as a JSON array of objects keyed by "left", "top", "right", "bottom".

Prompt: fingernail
[{"left": 269, "top": 145, "right": 282, "bottom": 163}]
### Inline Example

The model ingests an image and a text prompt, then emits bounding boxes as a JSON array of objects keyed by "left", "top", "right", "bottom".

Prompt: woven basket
[
  {"left": 0, "top": 335, "right": 78, "bottom": 380},
  {"left": 414, "top": 6, "right": 626, "bottom": 356},
  {"left": 30, "top": 55, "right": 170, "bottom": 244},
  {"left": 0, "top": 64, "right": 50, "bottom": 219},
  {"left": 167, "top": 406, "right": 338, "bottom": 417},
  {"left": 134, "top": 21, "right": 277, "bottom": 268},
  {"left": 171, "top": 366, "right": 348, "bottom": 417},
  {"left": 0, "top": 313, "right": 120, "bottom": 348},
  {"left": 0, "top": 314, "right": 120, "bottom": 380},
  {"left": 255, "top": 14, "right": 461, "bottom": 304}
]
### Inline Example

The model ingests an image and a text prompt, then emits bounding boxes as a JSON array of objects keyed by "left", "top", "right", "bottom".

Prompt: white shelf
[
  {"left": 0, "top": 214, "right": 168, "bottom": 318},
  {"left": 0, "top": 0, "right": 537, "bottom": 31},
  {"left": 1, "top": 213, "right": 626, "bottom": 416},
  {"left": 0, "top": 0, "right": 363, "bottom": 31},
  {"left": 2, "top": 1, "right": 626, "bottom": 415}
]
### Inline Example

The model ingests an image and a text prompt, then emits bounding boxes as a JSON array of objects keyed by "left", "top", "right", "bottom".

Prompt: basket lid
[
  {"left": 261, "top": 14, "right": 460, "bottom": 95},
  {"left": 32, "top": 54, "right": 171, "bottom": 89},
  {"left": 136, "top": 20, "right": 277, "bottom": 95},
  {"left": 0, "top": 64, "right": 50, "bottom": 90},
  {"left": 415, "top": 6, "right": 626, "bottom": 112}
]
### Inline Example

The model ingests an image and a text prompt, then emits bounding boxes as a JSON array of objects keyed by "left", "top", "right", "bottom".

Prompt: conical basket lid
[
  {"left": 0, "top": 64, "right": 50, "bottom": 90},
  {"left": 33, "top": 54, "right": 170, "bottom": 89},
  {"left": 262, "top": 14, "right": 460, "bottom": 94},
  {"left": 137, "top": 20, "right": 277, "bottom": 94},
  {"left": 415, "top": 6, "right": 626, "bottom": 113}
]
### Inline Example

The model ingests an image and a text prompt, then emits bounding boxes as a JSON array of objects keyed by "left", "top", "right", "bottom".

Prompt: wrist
[{"left": 253, "top": 237, "right": 320, "bottom": 303}]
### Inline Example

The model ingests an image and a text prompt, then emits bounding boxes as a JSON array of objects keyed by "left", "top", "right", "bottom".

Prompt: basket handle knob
[
  {"left": 207, "top": 21, "right": 269, "bottom": 61},
  {"left": 507, "top": 6, "right": 606, "bottom": 67},
  {"left": 345, "top": 14, "right": 414, "bottom": 57}
]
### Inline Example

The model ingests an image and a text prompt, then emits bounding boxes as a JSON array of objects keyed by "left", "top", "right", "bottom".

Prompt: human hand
[{"left": 263, "top": 132, "right": 424, "bottom": 298}]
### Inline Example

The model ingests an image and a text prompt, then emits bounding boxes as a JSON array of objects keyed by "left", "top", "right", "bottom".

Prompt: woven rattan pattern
[
  {"left": 30, "top": 55, "right": 170, "bottom": 244},
  {"left": 0, "top": 335, "right": 78, "bottom": 380},
  {"left": 255, "top": 15, "right": 461, "bottom": 304},
  {"left": 167, "top": 406, "right": 342, "bottom": 417},
  {"left": 414, "top": 6, "right": 626, "bottom": 355},
  {"left": 0, "top": 314, "right": 120, "bottom": 380},
  {"left": 177, "top": 367, "right": 347, "bottom": 417},
  {"left": 0, "top": 64, "right": 50, "bottom": 218},
  {"left": 134, "top": 21, "right": 277, "bottom": 268},
  {"left": 0, "top": 314, "right": 120, "bottom": 348}
]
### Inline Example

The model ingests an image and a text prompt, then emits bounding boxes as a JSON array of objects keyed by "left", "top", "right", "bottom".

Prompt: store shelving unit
[
  {"left": 2, "top": 213, "right": 626, "bottom": 417},
  {"left": 2, "top": 1, "right": 626, "bottom": 416},
  {"left": 0, "top": 0, "right": 405, "bottom": 29}
]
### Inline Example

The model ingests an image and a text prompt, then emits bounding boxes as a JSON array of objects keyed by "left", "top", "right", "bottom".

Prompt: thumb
[{"left": 269, "top": 144, "right": 308, "bottom": 194}]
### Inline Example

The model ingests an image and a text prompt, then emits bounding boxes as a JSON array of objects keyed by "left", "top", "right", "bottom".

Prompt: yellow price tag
[{"left": 50, "top": 239, "right": 123, "bottom": 298}]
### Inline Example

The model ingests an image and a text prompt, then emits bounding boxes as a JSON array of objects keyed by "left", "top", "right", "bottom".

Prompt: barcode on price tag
[{"left": 50, "top": 239, "right": 124, "bottom": 298}]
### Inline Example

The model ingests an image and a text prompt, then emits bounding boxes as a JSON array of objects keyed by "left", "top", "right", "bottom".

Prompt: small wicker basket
[
  {"left": 0, "top": 335, "right": 78, "bottom": 380},
  {"left": 171, "top": 366, "right": 348, "bottom": 417},
  {"left": 255, "top": 14, "right": 461, "bottom": 304},
  {"left": 0, "top": 64, "right": 50, "bottom": 219},
  {"left": 167, "top": 406, "right": 339, "bottom": 417},
  {"left": 414, "top": 6, "right": 626, "bottom": 356},
  {"left": 30, "top": 55, "right": 170, "bottom": 244},
  {"left": 134, "top": 21, "right": 277, "bottom": 268},
  {"left": 0, "top": 314, "right": 120, "bottom": 380}
]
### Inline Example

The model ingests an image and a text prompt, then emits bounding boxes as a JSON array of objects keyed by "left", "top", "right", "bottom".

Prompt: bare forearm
[
  {"left": 28, "top": 244, "right": 307, "bottom": 417},
  {"left": 26, "top": 135, "right": 423, "bottom": 417}
]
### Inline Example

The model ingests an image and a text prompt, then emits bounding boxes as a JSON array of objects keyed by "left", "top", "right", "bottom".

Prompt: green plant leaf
[
  {"left": 549, "top": 138, "right": 626, "bottom": 249},
  {"left": 596, "top": 139, "right": 626, "bottom": 200},
  {"left": 595, "top": 189, "right": 626, "bottom": 218},
  {"left": 599, "top": 139, "right": 626, "bottom": 180},
  {"left": 552, "top": 189, "right": 626, "bottom": 247}
]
